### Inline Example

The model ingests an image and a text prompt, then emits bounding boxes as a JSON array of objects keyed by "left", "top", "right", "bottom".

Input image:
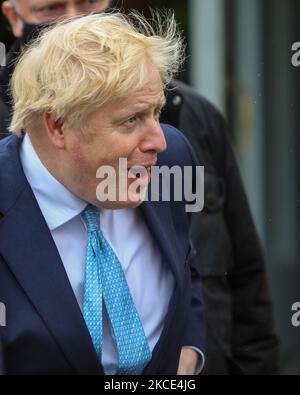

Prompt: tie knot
[{"left": 81, "top": 204, "right": 100, "bottom": 233}]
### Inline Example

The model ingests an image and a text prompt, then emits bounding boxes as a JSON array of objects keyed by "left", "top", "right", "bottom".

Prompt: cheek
[
  {"left": 99, "top": 1, "right": 110, "bottom": 11},
  {"left": 71, "top": 146, "right": 113, "bottom": 182},
  {"left": 114, "top": 135, "right": 142, "bottom": 159},
  {"left": 68, "top": 144, "right": 93, "bottom": 178},
  {"left": 71, "top": 146, "right": 86, "bottom": 162},
  {"left": 69, "top": 137, "right": 99, "bottom": 165},
  {"left": 69, "top": 135, "right": 140, "bottom": 175}
]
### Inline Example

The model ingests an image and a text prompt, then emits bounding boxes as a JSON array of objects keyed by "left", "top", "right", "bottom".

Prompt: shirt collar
[{"left": 20, "top": 134, "right": 87, "bottom": 231}]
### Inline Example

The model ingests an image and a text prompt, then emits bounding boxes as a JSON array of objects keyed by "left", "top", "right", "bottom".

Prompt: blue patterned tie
[{"left": 81, "top": 204, "right": 152, "bottom": 375}]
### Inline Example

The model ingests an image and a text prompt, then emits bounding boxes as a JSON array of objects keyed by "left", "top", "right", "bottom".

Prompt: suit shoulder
[
  {"left": 0, "top": 134, "right": 17, "bottom": 152},
  {"left": 161, "top": 123, "right": 188, "bottom": 142},
  {"left": 160, "top": 123, "right": 198, "bottom": 167}
]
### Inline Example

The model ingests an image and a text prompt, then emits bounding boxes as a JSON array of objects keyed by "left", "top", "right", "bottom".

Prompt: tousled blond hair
[{"left": 9, "top": 11, "right": 184, "bottom": 134}]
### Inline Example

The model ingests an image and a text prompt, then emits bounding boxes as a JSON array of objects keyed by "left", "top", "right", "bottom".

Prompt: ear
[
  {"left": 44, "top": 112, "right": 66, "bottom": 149},
  {"left": 2, "top": 1, "right": 24, "bottom": 38}
]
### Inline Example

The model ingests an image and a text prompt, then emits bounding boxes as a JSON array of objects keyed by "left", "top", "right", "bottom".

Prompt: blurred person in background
[
  {"left": 0, "top": 0, "right": 113, "bottom": 134},
  {"left": 0, "top": 0, "right": 280, "bottom": 374}
]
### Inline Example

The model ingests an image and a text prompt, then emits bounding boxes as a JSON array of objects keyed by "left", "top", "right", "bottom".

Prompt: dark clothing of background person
[
  {"left": 0, "top": 41, "right": 18, "bottom": 138},
  {"left": 160, "top": 80, "right": 280, "bottom": 375},
  {"left": 0, "top": 43, "right": 280, "bottom": 375}
]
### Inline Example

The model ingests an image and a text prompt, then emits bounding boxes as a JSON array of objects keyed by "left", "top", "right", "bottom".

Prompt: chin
[
  {"left": 94, "top": 186, "right": 148, "bottom": 210},
  {"left": 93, "top": 198, "right": 145, "bottom": 210}
]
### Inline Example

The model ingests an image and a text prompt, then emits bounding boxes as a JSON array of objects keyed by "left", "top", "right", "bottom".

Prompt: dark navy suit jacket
[{"left": 0, "top": 125, "right": 205, "bottom": 375}]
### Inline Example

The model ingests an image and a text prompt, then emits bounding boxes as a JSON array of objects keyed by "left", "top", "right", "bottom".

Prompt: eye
[
  {"left": 37, "top": 3, "right": 63, "bottom": 14},
  {"left": 81, "top": 0, "right": 103, "bottom": 7},
  {"left": 124, "top": 115, "right": 138, "bottom": 127},
  {"left": 128, "top": 116, "right": 137, "bottom": 123}
]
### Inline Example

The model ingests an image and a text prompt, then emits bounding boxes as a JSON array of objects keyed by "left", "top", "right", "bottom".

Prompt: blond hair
[{"left": 9, "top": 11, "right": 184, "bottom": 134}]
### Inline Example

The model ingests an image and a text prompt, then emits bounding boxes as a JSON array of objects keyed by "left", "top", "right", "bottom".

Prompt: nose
[
  {"left": 139, "top": 121, "right": 167, "bottom": 154},
  {"left": 64, "top": 4, "right": 81, "bottom": 19}
]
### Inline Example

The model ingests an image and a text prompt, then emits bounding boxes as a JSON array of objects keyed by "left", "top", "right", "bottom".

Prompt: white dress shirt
[{"left": 20, "top": 134, "right": 176, "bottom": 374}]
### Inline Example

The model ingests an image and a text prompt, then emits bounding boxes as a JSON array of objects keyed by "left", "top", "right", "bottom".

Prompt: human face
[
  {"left": 2, "top": 0, "right": 110, "bottom": 37},
  {"left": 60, "top": 62, "right": 167, "bottom": 209}
]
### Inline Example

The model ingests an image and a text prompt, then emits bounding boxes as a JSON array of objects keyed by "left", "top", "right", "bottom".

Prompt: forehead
[
  {"left": 87, "top": 65, "right": 165, "bottom": 125},
  {"left": 113, "top": 65, "right": 165, "bottom": 109}
]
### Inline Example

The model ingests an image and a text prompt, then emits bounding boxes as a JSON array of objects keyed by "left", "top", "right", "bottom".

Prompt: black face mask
[
  {"left": 20, "top": 22, "right": 51, "bottom": 46},
  {"left": 17, "top": 1, "right": 117, "bottom": 46}
]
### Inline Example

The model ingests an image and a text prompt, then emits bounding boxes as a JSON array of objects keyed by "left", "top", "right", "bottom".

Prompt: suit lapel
[
  {"left": 140, "top": 200, "right": 185, "bottom": 288},
  {"left": 0, "top": 136, "right": 102, "bottom": 375},
  {"left": 140, "top": 200, "right": 189, "bottom": 374},
  {"left": 0, "top": 135, "right": 188, "bottom": 375}
]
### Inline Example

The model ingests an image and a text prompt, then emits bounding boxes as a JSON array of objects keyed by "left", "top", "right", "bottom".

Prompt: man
[
  {"left": 0, "top": 12, "right": 205, "bottom": 375},
  {"left": 0, "top": 0, "right": 280, "bottom": 374},
  {"left": 0, "top": 0, "right": 114, "bottom": 136}
]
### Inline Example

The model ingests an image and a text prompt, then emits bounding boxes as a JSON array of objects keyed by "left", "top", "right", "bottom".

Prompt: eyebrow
[
  {"left": 111, "top": 96, "right": 166, "bottom": 124},
  {"left": 126, "top": 96, "right": 167, "bottom": 113}
]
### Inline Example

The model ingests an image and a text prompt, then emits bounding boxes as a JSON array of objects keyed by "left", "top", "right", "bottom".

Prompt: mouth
[{"left": 127, "top": 162, "right": 156, "bottom": 185}]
